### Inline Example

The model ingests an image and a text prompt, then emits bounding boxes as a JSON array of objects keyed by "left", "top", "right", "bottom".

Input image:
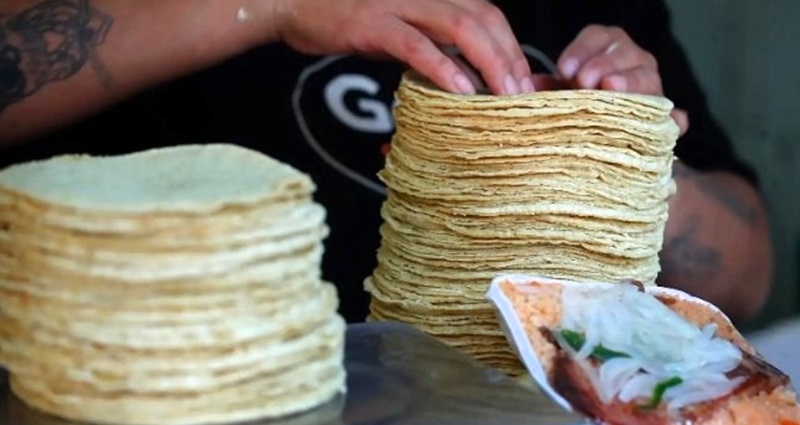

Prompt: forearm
[
  {"left": 657, "top": 161, "right": 774, "bottom": 323},
  {"left": 0, "top": 0, "right": 281, "bottom": 144}
]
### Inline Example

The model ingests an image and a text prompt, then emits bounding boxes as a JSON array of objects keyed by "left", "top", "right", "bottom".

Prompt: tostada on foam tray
[{"left": 488, "top": 274, "right": 800, "bottom": 425}]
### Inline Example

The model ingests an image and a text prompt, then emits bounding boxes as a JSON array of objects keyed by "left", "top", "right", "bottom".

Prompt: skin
[
  {"left": 0, "top": 0, "right": 529, "bottom": 143},
  {"left": 0, "top": 3, "right": 773, "bottom": 321},
  {"left": 662, "top": 161, "right": 772, "bottom": 322}
]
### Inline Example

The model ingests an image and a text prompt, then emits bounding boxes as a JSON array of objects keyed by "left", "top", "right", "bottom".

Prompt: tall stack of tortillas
[
  {"left": 366, "top": 72, "right": 679, "bottom": 375},
  {"left": 0, "top": 144, "right": 346, "bottom": 425}
]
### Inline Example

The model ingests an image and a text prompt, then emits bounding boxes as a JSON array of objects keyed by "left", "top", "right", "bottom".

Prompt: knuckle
[
  {"left": 348, "top": 25, "right": 382, "bottom": 52},
  {"left": 606, "top": 25, "right": 629, "bottom": 40},
  {"left": 578, "top": 24, "right": 615, "bottom": 48},
  {"left": 643, "top": 51, "right": 659, "bottom": 68},
  {"left": 353, "top": 37, "right": 381, "bottom": 54},
  {"left": 354, "top": 2, "right": 379, "bottom": 21},
  {"left": 400, "top": 32, "right": 430, "bottom": 57},
  {"left": 479, "top": 3, "right": 506, "bottom": 25},
  {"left": 582, "top": 24, "right": 608, "bottom": 38},
  {"left": 450, "top": 11, "right": 479, "bottom": 37}
]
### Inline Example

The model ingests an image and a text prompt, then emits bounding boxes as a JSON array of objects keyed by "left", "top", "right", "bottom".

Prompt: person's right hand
[{"left": 271, "top": 0, "right": 533, "bottom": 96}]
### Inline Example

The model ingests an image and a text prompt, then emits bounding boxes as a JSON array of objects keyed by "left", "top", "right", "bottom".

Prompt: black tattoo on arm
[
  {"left": 0, "top": 0, "right": 113, "bottom": 113},
  {"left": 658, "top": 219, "right": 721, "bottom": 284},
  {"left": 673, "top": 161, "right": 759, "bottom": 225}
]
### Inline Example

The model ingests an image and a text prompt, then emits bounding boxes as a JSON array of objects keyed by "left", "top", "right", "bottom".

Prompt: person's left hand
[{"left": 555, "top": 25, "right": 689, "bottom": 135}]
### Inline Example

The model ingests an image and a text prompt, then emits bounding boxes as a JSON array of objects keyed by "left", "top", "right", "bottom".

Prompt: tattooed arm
[
  {"left": 0, "top": 0, "right": 291, "bottom": 143},
  {"left": 658, "top": 161, "right": 773, "bottom": 323},
  {"left": 0, "top": 0, "right": 531, "bottom": 144}
]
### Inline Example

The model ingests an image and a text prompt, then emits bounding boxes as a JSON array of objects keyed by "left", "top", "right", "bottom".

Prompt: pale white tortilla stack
[
  {"left": 0, "top": 144, "right": 346, "bottom": 425},
  {"left": 366, "top": 72, "right": 679, "bottom": 376}
]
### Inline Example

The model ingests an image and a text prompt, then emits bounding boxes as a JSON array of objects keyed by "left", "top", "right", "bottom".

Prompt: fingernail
[
  {"left": 520, "top": 76, "right": 535, "bottom": 93},
  {"left": 504, "top": 74, "right": 520, "bottom": 95},
  {"left": 606, "top": 75, "right": 627, "bottom": 92},
  {"left": 453, "top": 73, "right": 476, "bottom": 95},
  {"left": 561, "top": 58, "right": 579, "bottom": 79}
]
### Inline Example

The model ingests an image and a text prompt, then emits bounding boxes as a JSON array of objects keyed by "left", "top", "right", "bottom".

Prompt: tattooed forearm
[
  {"left": 673, "top": 161, "right": 759, "bottom": 225},
  {"left": 0, "top": 0, "right": 113, "bottom": 113},
  {"left": 658, "top": 219, "right": 721, "bottom": 283}
]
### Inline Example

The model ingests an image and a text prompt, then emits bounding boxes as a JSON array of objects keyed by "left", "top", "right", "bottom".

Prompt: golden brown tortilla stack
[
  {"left": 366, "top": 71, "right": 680, "bottom": 375},
  {"left": 0, "top": 144, "right": 346, "bottom": 425},
  {"left": 488, "top": 274, "right": 800, "bottom": 425}
]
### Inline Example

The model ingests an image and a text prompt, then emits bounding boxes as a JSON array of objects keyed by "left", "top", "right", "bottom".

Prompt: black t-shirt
[{"left": 1, "top": 0, "right": 756, "bottom": 323}]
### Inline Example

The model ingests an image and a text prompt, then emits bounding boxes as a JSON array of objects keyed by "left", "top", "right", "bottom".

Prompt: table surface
[
  {"left": 0, "top": 322, "right": 587, "bottom": 425},
  {"left": 3, "top": 318, "right": 794, "bottom": 425}
]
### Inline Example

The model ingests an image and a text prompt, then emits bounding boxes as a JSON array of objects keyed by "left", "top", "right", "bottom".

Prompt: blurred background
[{"left": 666, "top": 0, "right": 800, "bottom": 329}]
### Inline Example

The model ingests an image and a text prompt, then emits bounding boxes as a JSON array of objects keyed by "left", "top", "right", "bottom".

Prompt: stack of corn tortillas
[
  {"left": 0, "top": 144, "right": 346, "bottom": 425},
  {"left": 366, "top": 72, "right": 679, "bottom": 375}
]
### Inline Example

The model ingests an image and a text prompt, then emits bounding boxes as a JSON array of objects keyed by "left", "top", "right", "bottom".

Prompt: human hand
[
  {"left": 556, "top": 25, "right": 689, "bottom": 135},
  {"left": 271, "top": 0, "right": 532, "bottom": 96}
]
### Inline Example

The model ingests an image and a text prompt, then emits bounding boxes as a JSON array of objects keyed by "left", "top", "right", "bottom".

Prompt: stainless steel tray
[{"left": 0, "top": 322, "right": 587, "bottom": 425}]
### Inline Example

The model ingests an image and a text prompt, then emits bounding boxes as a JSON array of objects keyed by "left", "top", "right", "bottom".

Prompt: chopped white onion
[
  {"left": 597, "top": 357, "right": 643, "bottom": 403},
  {"left": 560, "top": 284, "right": 742, "bottom": 409},
  {"left": 619, "top": 372, "right": 661, "bottom": 403},
  {"left": 665, "top": 376, "right": 746, "bottom": 410}
]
